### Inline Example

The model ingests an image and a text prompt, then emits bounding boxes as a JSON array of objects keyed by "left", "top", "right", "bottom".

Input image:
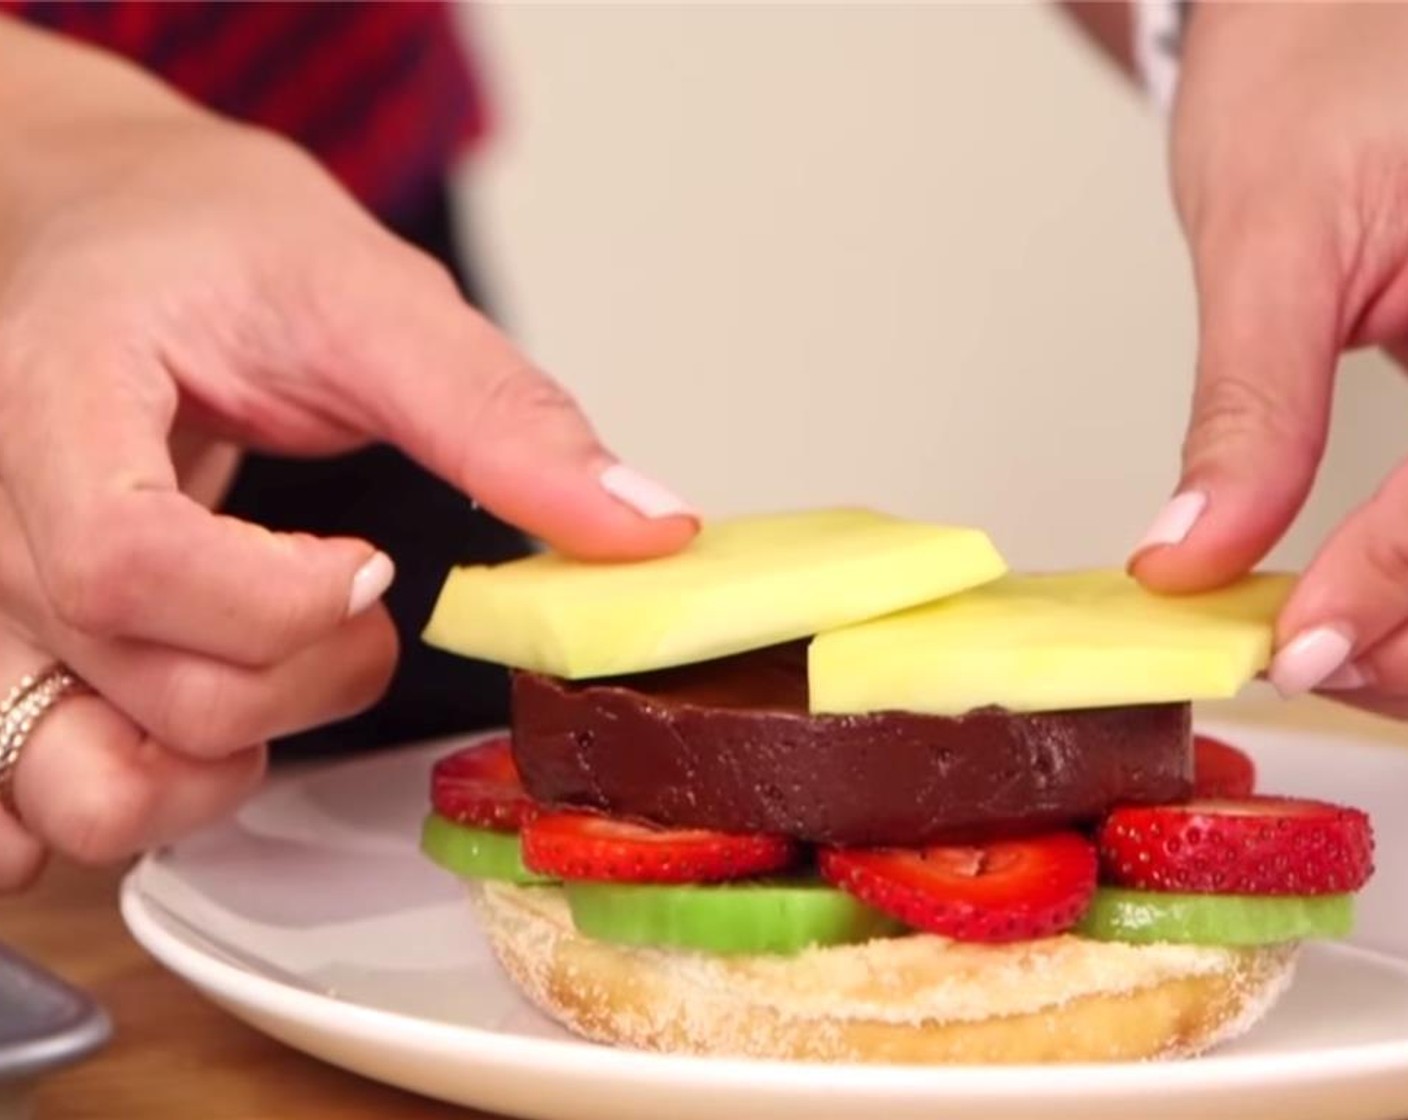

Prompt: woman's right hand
[
  {"left": 0, "top": 19, "right": 697, "bottom": 887},
  {"left": 0, "top": 428, "right": 365, "bottom": 888}
]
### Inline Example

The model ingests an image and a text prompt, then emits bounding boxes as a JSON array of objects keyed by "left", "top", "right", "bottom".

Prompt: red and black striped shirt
[{"left": 0, "top": 1, "right": 490, "bottom": 220}]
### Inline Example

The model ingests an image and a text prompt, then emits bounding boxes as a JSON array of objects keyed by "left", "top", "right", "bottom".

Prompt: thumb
[
  {"left": 330, "top": 258, "right": 699, "bottom": 563},
  {"left": 1265, "top": 462, "right": 1408, "bottom": 697},
  {"left": 1129, "top": 214, "right": 1341, "bottom": 591}
]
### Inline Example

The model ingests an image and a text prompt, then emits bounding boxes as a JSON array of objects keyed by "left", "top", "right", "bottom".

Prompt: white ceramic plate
[{"left": 121, "top": 716, "right": 1408, "bottom": 1120}]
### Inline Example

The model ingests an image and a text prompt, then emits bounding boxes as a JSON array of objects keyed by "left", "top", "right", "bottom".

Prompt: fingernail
[
  {"left": 599, "top": 464, "right": 696, "bottom": 520},
  {"left": 348, "top": 551, "right": 395, "bottom": 617},
  {"left": 1318, "top": 661, "right": 1372, "bottom": 691},
  {"left": 1132, "top": 491, "right": 1208, "bottom": 557},
  {"left": 1270, "top": 625, "right": 1356, "bottom": 696}
]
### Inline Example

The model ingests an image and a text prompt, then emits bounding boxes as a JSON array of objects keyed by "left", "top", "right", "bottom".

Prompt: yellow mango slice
[
  {"left": 422, "top": 508, "right": 1006, "bottom": 679},
  {"left": 808, "top": 569, "right": 1294, "bottom": 714}
]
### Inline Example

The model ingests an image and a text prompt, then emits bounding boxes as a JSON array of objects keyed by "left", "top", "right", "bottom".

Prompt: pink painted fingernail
[
  {"left": 1318, "top": 661, "right": 1372, "bottom": 691},
  {"left": 1132, "top": 491, "right": 1207, "bottom": 557},
  {"left": 348, "top": 551, "right": 395, "bottom": 617},
  {"left": 1270, "top": 625, "right": 1356, "bottom": 696},
  {"left": 599, "top": 464, "right": 696, "bottom": 520}
]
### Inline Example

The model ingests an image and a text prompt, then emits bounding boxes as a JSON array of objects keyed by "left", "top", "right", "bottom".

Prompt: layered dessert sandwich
[{"left": 416, "top": 510, "right": 1374, "bottom": 1064}]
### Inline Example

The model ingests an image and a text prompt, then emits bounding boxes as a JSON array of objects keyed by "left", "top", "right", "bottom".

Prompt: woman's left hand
[{"left": 1129, "top": 2, "right": 1408, "bottom": 718}]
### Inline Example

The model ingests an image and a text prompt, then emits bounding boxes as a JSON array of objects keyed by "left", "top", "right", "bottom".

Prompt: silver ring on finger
[{"left": 0, "top": 664, "right": 90, "bottom": 820}]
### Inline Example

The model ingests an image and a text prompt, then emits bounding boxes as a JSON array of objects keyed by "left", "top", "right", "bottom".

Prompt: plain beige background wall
[{"left": 461, "top": 2, "right": 1405, "bottom": 572}]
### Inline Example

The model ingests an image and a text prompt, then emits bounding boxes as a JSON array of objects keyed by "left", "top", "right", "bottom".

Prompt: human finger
[
  {"left": 1130, "top": 203, "right": 1341, "bottom": 591},
  {"left": 0, "top": 334, "right": 393, "bottom": 666}
]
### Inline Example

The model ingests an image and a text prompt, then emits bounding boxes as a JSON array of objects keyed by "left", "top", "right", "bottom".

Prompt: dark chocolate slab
[{"left": 510, "top": 644, "right": 1192, "bottom": 846}]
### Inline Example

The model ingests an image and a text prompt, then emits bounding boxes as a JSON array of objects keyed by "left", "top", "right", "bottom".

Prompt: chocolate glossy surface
[{"left": 510, "top": 644, "right": 1192, "bottom": 846}]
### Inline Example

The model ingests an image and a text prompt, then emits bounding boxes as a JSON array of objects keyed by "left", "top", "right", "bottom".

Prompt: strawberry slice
[
  {"left": 521, "top": 812, "right": 798, "bottom": 883},
  {"left": 431, "top": 736, "right": 538, "bottom": 832},
  {"left": 818, "top": 832, "right": 1097, "bottom": 943},
  {"left": 1098, "top": 797, "right": 1374, "bottom": 895},
  {"left": 1193, "top": 734, "right": 1256, "bottom": 799}
]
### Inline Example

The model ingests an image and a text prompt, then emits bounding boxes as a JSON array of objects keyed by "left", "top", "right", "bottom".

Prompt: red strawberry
[
  {"left": 431, "top": 736, "right": 538, "bottom": 832},
  {"left": 818, "top": 832, "right": 1097, "bottom": 943},
  {"left": 1098, "top": 797, "right": 1374, "bottom": 895},
  {"left": 1193, "top": 734, "right": 1256, "bottom": 799},
  {"left": 521, "top": 812, "right": 798, "bottom": 883}
]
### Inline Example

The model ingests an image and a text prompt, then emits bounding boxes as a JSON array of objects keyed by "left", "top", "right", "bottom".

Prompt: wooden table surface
[{"left": 0, "top": 694, "right": 1403, "bottom": 1119}]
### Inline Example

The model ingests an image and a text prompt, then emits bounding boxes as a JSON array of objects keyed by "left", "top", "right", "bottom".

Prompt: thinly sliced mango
[
  {"left": 808, "top": 570, "right": 1294, "bottom": 715},
  {"left": 422, "top": 508, "right": 1006, "bottom": 679}
]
